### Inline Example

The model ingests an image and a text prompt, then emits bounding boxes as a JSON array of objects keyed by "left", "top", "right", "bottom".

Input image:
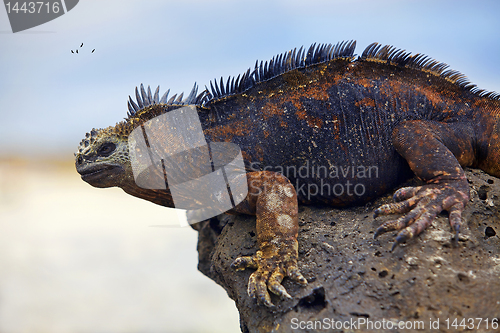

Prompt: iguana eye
[{"left": 97, "top": 142, "right": 116, "bottom": 156}]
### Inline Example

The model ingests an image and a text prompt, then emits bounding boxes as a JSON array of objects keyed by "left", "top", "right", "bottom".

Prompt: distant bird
[
  {"left": 92, "top": 49, "right": 95, "bottom": 53},
  {"left": 80, "top": 43, "right": 83, "bottom": 47},
  {"left": 71, "top": 50, "right": 74, "bottom": 53},
  {"left": 76, "top": 49, "right": 78, "bottom": 53}
]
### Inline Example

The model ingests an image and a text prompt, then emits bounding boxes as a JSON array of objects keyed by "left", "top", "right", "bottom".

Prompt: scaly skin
[
  {"left": 75, "top": 41, "right": 500, "bottom": 308},
  {"left": 230, "top": 171, "right": 308, "bottom": 307}
]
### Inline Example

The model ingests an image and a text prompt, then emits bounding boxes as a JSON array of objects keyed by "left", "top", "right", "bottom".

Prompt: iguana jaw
[{"left": 76, "top": 162, "right": 125, "bottom": 188}]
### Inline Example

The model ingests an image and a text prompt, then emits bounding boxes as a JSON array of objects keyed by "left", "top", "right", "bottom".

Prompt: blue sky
[{"left": 1, "top": 0, "right": 499, "bottom": 157}]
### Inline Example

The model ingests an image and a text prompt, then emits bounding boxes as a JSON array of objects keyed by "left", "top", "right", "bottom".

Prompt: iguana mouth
[{"left": 77, "top": 164, "right": 123, "bottom": 182}]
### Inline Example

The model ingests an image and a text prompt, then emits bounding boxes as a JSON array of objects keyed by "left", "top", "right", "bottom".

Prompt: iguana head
[
  {"left": 75, "top": 84, "right": 205, "bottom": 202},
  {"left": 75, "top": 122, "right": 131, "bottom": 188}
]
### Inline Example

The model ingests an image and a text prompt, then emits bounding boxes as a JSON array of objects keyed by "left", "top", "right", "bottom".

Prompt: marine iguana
[{"left": 75, "top": 40, "right": 500, "bottom": 308}]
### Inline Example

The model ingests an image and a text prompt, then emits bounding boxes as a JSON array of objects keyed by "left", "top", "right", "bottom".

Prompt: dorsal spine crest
[
  {"left": 125, "top": 40, "right": 499, "bottom": 123},
  {"left": 360, "top": 42, "right": 500, "bottom": 100}
]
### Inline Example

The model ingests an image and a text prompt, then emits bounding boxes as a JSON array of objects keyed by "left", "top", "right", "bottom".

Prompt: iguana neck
[{"left": 121, "top": 183, "right": 175, "bottom": 207}]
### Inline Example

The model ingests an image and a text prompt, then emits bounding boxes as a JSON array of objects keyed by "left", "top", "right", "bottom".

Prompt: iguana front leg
[
  {"left": 374, "top": 120, "right": 475, "bottom": 249},
  {"left": 230, "top": 171, "right": 308, "bottom": 307}
]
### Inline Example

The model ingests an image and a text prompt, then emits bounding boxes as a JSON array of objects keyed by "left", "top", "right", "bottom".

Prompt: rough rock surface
[{"left": 196, "top": 169, "right": 500, "bottom": 333}]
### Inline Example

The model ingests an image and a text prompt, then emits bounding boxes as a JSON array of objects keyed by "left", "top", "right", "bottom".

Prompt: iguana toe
[
  {"left": 286, "top": 265, "right": 308, "bottom": 285},
  {"left": 231, "top": 255, "right": 258, "bottom": 270}
]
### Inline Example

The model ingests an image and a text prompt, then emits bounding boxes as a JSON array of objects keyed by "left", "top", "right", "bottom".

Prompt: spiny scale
[
  {"left": 126, "top": 40, "right": 500, "bottom": 119},
  {"left": 207, "top": 40, "right": 357, "bottom": 101},
  {"left": 361, "top": 42, "right": 500, "bottom": 99},
  {"left": 126, "top": 83, "right": 200, "bottom": 117}
]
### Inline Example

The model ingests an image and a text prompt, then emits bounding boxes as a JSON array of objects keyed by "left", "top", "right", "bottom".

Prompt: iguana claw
[
  {"left": 374, "top": 180, "right": 469, "bottom": 248},
  {"left": 231, "top": 239, "right": 307, "bottom": 307}
]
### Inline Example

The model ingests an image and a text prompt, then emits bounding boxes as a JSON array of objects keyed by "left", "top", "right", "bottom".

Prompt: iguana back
[{"left": 197, "top": 42, "right": 486, "bottom": 206}]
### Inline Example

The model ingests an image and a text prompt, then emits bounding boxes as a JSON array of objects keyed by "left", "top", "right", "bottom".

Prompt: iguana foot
[
  {"left": 231, "top": 238, "right": 308, "bottom": 307},
  {"left": 373, "top": 180, "right": 469, "bottom": 250}
]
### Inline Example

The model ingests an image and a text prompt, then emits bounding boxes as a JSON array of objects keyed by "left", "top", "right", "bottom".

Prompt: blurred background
[{"left": 0, "top": 0, "right": 499, "bottom": 332}]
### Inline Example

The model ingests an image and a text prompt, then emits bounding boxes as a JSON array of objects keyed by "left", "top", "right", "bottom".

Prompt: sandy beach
[{"left": 0, "top": 158, "right": 240, "bottom": 333}]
